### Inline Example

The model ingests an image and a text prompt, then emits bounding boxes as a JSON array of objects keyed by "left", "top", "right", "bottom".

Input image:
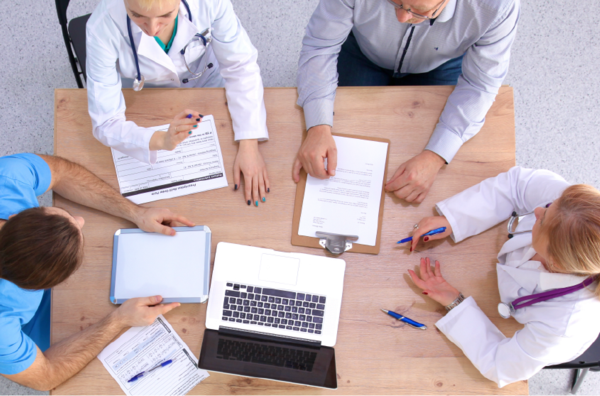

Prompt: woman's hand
[
  {"left": 234, "top": 139, "right": 270, "bottom": 206},
  {"left": 149, "top": 110, "right": 203, "bottom": 151},
  {"left": 408, "top": 257, "right": 460, "bottom": 307},
  {"left": 410, "top": 215, "right": 453, "bottom": 252}
]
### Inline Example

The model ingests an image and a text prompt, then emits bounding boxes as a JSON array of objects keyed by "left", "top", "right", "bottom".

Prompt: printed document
[
  {"left": 298, "top": 136, "right": 388, "bottom": 246},
  {"left": 98, "top": 315, "right": 209, "bottom": 395},
  {"left": 111, "top": 115, "right": 228, "bottom": 204}
]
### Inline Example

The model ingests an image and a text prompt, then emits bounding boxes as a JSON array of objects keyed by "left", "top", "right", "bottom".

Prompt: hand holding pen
[{"left": 405, "top": 216, "right": 453, "bottom": 252}]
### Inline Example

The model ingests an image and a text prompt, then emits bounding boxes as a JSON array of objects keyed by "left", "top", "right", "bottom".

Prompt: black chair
[
  {"left": 544, "top": 333, "right": 600, "bottom": 394},
  {"left": 55, "top": 0, "right": 91, "bottom": 88}
]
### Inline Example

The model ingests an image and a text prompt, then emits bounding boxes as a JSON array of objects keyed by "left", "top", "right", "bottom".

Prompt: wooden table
[{"left": 52, "top": 86, "right": 525, "bottom": 394}]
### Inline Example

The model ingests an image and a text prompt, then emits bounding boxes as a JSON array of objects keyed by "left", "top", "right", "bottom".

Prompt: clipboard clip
[{"left": 316, "top": 232, "right": 359, "bottom": 255}]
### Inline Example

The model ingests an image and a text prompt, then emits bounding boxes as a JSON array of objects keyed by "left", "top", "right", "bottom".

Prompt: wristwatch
[{"left": 445, "top": 292, "right": 465, "bottom": 312}]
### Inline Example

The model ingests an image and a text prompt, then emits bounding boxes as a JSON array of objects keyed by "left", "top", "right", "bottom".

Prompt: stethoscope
[
  {"left": 507, "top": 202, "right": 552, "bottom": 239},
  {"left": 126, "top": 0, "right": 213, "bottom": 91}
]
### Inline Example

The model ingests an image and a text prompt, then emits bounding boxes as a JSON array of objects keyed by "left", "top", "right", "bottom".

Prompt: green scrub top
[{"left": 154, "top": 15, "right": 178, "bottom": 53}]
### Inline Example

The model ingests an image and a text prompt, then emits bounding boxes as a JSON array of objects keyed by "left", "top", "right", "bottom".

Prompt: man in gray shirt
[{"left": 294, "top": 0, "right": 519, "bottom": 203}]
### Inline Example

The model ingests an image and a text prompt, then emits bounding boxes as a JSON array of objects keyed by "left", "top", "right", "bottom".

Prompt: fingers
[
  {"left": 405, "top": 189, "right": 420, "bottom": 203},
  {"left": 327, "top": 146, "right": 337, "bottom": 177},
  {"left": 152, "top": 302, "right": 181, "bottom": 316},
  {"left": 252, "top": 173, "right": 259, "bottom": 207},
  {"left": 244, "top": 173, "right": 252, "bottom": 206},
  {"left": 155, "top": 222, "right": 176, "bottom": 236},
  {"left": 138, "top": 295, "right": 163, "bottom": 306},
  {"left": 172, "top": 214, "right": 195, "bottom": 227},
  {"left": 309, "top": 156, "right": 328, "bottom": 179},
  {"left": 419, "top": 257, "right": 430, "bottom": 281},
  {"left": 385, "top": 164, "right": 407, "bottom": 191},
  {"left": 263, "top": 168, "right": 271, "bottom": 194},
  {"left": 411, "top": 225, "right": 428, "bottom": 252},
  {"left": 292, "top": 158, "right": 303, "bottom": 183},
  {"left": 234, "top": 161, "right": 241, "bottom": 192},
  {"left": 434, "top": 260, "right": 442, "bottom": 278},
  {"left": 407, "top": 269, "right": 427, "bottom": 290},
  {"left": 258, "top": 172, "right": 266, "bottom": 203}
]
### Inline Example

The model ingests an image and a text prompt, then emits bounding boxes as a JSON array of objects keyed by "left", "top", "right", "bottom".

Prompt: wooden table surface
[{"left": 52, "top": 86, "right": 526, "bottom": 394}]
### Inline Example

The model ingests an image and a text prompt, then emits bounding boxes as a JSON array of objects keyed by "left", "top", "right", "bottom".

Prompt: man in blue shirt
[{"left": 0, "top": 153, "right": 194, "bottom": 390}]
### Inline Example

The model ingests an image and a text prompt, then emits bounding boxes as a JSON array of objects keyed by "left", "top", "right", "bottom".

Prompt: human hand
[
  {"left": 234, "top": 139, "right": 270, "bottom": 206},
  {"left": 112, "top": 296, "right": 180, "bottom": 328},
  {"left": 292, "top": 125, "right": 337, "bottom": 182},
  {"left": 409, "top": 216, "right": 452, "bottom": 252},
  {"left": 385, "top": 150, "right": 445, "bottom": 203},
  {"left": 408, "top": 257, "right": 460, "bottom": 306},
  {"left": 134, "top": 207, "right": 195, "bottom": 236},
  {"left": 149, "top": 110, "right": 203, "bottom": 151}
]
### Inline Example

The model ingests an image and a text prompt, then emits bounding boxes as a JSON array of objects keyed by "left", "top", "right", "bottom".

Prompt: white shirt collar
[{"left": 435, "top": 0, "right": 457, "bottom": 23}]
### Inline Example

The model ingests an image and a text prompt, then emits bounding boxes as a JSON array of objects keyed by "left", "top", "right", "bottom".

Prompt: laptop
[{"left": 199, "top": 242, "right": 346, "bottom": 389}]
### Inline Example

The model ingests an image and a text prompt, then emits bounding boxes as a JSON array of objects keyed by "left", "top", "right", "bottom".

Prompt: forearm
[{"left": 40, "top": 155, "right": 140, "bottom": 224}]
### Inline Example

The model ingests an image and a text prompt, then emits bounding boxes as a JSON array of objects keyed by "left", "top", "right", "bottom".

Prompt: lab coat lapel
[
  {"left": 136, "top": 27, "right": 177, "bottom": 74},
  {"left": 170, "top": 7, "right": 200, "bottom": 60},
  {"left": 497, "top": 233, "right": 532, "bottom": 264},
  {"left": 497, "top": 265, "right": 540, "bottom": 294}
]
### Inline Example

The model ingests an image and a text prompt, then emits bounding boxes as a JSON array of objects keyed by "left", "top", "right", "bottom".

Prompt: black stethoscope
[
  {"left": 126, "top": 0, "right": 213, "bottom": 91},
  {"left": 507, "top": 202, "right": 552, "bottom": 239}
]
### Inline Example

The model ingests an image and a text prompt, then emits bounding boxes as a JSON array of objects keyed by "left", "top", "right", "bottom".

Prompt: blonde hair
[
  {"left": 546, "top": 184, "right": 600, "bottom": 295},
  {"left": 134, "top": 0, "right": 177, "bottom": 11}
]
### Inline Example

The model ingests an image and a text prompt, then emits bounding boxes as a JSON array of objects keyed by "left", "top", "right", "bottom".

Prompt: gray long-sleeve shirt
[{"left": 297, "top": 0, "right": 520, "bottom": 163}]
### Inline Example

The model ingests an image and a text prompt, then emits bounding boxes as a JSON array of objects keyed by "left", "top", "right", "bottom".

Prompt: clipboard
[
  {"left": 110, "top": 226, "right": 211, "bottom": 304},
  {"left": 291, "top": 133, "right": 391, "bottom": 255}
]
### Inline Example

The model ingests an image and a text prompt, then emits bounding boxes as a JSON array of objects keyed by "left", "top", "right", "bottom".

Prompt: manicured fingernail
[
  {"left": 255, "top": 200, "right": 259, "bottom": 206},
  {"left": 193, "top": 124, "right": 198, "bottom": 128},
  {"left": 234, "top": 184, "right": 238, "bottom": 190},
  {"left": 262, "top": 197, "right": 266, "bottom": 202},
  {"left": 267, "top": 188, "right": 270, "bottom": 193},
  {"left": 422, "top": 292, "right": 428, "bottom": 295},
  {"left": 196, "top": 118, "right": 201, "bottom": 121},
  {"left": 247, "top": 200, "right": 251, "bottom": 206},
  {"left": 424, "top": 236, "right": 429, "bottom": 242},
  {"left": 188, "top": 131, "right": 192, "bottom": 134},
  {"left": 410, "top": 247, "right": 413, "bottom": 252},
  {"left": 186, "top": 114, "right": 192, "bottom": 118},
  {"left": 198, "top": 114, "right": 204, "bottom": 118}
]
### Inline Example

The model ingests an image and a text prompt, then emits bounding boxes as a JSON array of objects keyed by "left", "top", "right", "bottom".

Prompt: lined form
[
  {"left": 111, "top": 115, "right": 228, "bottom": 204},
  {"left": 98, "top": 316, "right": 209, "bottom": 395},
  {"left": 298, "top": 136, "right": 388, "bottom": 246}
]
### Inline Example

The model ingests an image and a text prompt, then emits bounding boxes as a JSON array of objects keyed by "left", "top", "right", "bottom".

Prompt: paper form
[
  {"left": 98, "top": 315, "right": 209, "bottom": 395},
  {"left": 111, "top": 115, "right": 228, "bottom": 204},
  {"left": 298, "top": 136, "right": 388, "bottom": 246}
]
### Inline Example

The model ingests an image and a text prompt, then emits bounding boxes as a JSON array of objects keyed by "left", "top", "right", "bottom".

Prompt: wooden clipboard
[{"left": 291, "top": 133, "right": 391, "bottom": 255}]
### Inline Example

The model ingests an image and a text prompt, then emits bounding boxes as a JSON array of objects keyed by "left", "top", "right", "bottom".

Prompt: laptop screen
[{"left": 198, "top": 329, "right": 337, "bottom": 389}]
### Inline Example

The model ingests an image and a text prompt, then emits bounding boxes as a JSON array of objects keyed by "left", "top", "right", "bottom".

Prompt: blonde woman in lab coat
[
  {"left": 86, "top": 0, "right": 269, "bottom": 205},
  {"left": 407, "top": 166, "right": 600, "bottom": 387}
]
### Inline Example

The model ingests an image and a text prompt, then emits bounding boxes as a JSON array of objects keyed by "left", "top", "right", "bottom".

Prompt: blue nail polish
[
  {"left": 188, "top": 131, "right": 192, "bottom": 134},
  {"left": 234, "top": 184, "right": 238, "bottom": 190},
  {"left": 267, "top": 188, "right": 270, "bottom": 193},
  {"left": 193, "top": 125, "right": 198, "bottom": 128},
  {"left": 262, "top": 197, "right": 266, "bottom": 202},
  {"left": 186, "top": 114, "right": 192, "bottom": 118},
  {"left": 255, "top": 201, "right": 259, "bottom": 206},
  {"left": 247, "top": 200, "right": 251, "bottom": 206}
]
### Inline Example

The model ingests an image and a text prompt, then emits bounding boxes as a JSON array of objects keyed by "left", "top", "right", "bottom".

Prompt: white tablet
[{"left": 110, "top": 226, "right": 211, "bottom": 304}]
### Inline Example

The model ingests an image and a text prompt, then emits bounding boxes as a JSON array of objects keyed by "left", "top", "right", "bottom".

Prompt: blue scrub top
[{"left": 0, "top": 153, "right": 52, "bottom": 375}]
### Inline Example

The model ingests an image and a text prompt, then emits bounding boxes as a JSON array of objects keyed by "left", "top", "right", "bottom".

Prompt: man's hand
[
  {"left": 233, "top": 139, "right": 270, "bottom": 206},
  {"left": 293, "top": 125, "right": 337, "bottom": 182},
  {"left": 408, "top": 257, "right": 460, "bottom": 307},
  {"left": 385, "top": 150, "right": 445, "bottom": 203},
  {"left": 133, "top": 207, "right": 195, "bottom": 236},
  {"left": 149, "top": 110, "right": 203, "bottom": 151},
  {"left": 112, "top": 296, "right": 180, "bottom": 328}
]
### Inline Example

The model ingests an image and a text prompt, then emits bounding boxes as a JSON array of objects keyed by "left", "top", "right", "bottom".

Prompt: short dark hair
[{"left": 0, "top": 207, "right": 84, "bottom": 290}]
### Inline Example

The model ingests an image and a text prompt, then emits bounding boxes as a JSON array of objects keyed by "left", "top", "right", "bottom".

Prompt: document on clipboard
[
  {"left": 111, "top": 115, "right": 228, "bottom": 204},
  {"left": 292, "top": 134, "right": 390, "bottom": 255}
]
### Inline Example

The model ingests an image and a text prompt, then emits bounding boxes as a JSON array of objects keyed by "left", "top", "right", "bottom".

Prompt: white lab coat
[
  {"left": 86, "top": 0, "right": 268, "bottom": 164},
  {"left": 434, "top": 167, "right": 600, "bottom": 387}
]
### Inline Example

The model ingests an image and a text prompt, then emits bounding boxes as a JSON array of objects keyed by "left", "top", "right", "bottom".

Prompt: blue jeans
[
  {"left": 21, "top": 289, "right": 51, "bottom": 352},
  {"left": 337, "top": 32, "right": 463, "bottom": 86}
]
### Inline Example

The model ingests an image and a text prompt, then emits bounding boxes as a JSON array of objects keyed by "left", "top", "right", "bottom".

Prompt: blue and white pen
[
  {"left": 127, "top": 359, "right": 174, "bottom": 383},
  {"left": 397, "top": 227, "right": 447, "bottom": 244},
  {"left": 381, "top": 309, "right": 427, "bottom": 330}
]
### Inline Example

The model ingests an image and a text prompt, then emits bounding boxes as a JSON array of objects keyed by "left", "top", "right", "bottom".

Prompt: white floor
[{"left": 1, "top": 0, "right": 599, "bottom": 394}]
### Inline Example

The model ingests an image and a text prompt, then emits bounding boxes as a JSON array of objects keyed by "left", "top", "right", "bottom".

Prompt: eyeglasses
[{"left": 386, "top": 0, "right": 448, "bottom": 20}]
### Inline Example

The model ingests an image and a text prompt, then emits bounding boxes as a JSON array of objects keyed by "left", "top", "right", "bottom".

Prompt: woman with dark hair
[{"left": 406, "top": 166, "right": 600, "bottom": 387}]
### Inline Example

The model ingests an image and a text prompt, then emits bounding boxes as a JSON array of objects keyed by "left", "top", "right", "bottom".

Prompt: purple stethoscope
[{"left": 499, "top": 202, "right": 597, "bottom": 318}]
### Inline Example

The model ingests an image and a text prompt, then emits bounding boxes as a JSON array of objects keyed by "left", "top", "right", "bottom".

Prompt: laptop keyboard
[
  {"left": 216, "top": 338, "right": 317, "bottom": 371},
  {"left": 222, "top": 283, "right": 326, "bottom": 335}
]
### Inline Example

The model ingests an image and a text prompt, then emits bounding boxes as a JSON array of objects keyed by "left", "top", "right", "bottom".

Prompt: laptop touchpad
[{"left": 258, "top": 254, "right": 300, "bottom": 285}]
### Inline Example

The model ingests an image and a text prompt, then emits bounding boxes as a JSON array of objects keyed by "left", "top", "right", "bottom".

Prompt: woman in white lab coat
[
  {"left": 86, "top": 0, "right": 269, "bottom": 205},
  {"left": 407, "top": 166, "right": 600, "bottom": 387}
]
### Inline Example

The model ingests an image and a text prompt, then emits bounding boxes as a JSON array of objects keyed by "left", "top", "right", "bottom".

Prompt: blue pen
[
  {"left": 381, "top": 309, "right": 427, "bottom": 330},
  {"left": 397, "top": 227, "right": 446, "bottom": 244},
  {"left": 127, "top": 359, "right": 174, "bottom": 383}
]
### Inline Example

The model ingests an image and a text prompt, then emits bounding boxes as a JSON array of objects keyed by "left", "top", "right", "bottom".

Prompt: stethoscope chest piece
[
  {"left": 133, "top": 75, "right": 145, "bottom": 92},
  {"left": 498, "top": 302, "right": 513, "bottom": 319}
]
